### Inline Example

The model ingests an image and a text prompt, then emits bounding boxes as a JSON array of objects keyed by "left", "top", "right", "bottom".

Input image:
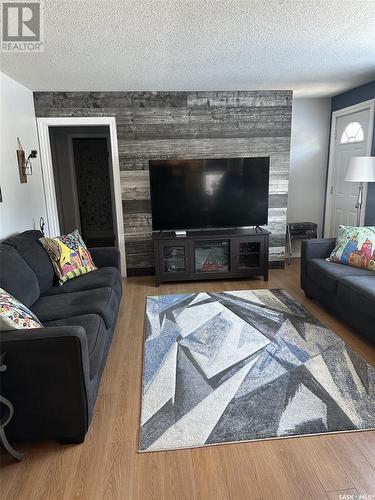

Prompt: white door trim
[
  {"left": 36, "top": 116, "right": 127, "bottom": 277},
  {"left": 324, "top": 99, "right": 375, "bottom": 237}
]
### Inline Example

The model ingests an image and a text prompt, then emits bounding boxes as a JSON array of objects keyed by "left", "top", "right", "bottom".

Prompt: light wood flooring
[{"left": 1, "top": 259, "right": 375, "bottom": 500}]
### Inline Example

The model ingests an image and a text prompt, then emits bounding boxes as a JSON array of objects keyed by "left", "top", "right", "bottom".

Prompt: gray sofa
[
  {"left": 301, "top": 238, "right": 374, "bottom": 342},
  {"left": 0, "top": 230, "right": 122, "bottom": 443}
]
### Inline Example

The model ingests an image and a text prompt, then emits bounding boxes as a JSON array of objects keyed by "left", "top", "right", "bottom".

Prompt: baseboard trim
[
  {"left": 127, "top": 267, "right": 155, "bottom": 277},
  {"left": 269, "top": 261, "right": 285, "bottom": 269}
]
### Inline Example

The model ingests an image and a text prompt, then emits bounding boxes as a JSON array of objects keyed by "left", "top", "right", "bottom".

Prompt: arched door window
[{"left": 340, "top": 122, "right": 364, "bottom": 144}]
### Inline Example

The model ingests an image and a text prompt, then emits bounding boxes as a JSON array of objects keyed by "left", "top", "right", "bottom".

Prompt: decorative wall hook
[{"left": 16, "top": 138, "right": 37, "bottom": 183}]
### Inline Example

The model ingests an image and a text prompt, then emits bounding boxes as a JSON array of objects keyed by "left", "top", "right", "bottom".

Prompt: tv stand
[{"left": 153, "top": 228, "right": 270, "bottom": 286}]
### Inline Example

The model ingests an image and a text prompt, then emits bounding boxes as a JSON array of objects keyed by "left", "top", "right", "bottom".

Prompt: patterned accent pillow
[
  {"left": 329, "top": 225, "right": 375, "bottom": 272},
  {"left": 0, "top": 288, "right": 43, "bottom": 331},
  {"left": 39, "top": 229, "right": 96, "bottom": 285}
]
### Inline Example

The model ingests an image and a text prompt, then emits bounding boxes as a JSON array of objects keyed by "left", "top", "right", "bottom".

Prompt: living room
[{"left": 0, "top": 1, "right": 374, "bottom": 499}]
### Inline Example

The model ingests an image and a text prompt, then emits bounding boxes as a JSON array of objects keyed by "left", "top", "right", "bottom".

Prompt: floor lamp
[{"left": 344, "top": 156, "right": 375, "bottom": 226}]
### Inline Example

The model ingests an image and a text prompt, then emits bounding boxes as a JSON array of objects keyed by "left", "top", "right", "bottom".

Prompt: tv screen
[{"left": 149, "top": 157, "right": 269, "bottom": 231}]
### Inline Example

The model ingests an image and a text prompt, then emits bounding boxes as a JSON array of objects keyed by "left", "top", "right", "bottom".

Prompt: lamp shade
[{"left": 345, "top": 156, "right": 375, "bottom": 182}]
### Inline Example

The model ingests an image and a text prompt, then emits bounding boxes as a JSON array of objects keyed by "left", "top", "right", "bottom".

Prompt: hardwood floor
[{"left": 1, "top": 259, "right": 374, "bottom": 500}]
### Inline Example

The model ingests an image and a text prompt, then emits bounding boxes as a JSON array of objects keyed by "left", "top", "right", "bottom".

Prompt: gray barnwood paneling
[
  {"left": 34, "top": 91, "right": 292, "bottom": 274},
  {"left": 117, "top": 137, "right": 290, "bottom": 160}
]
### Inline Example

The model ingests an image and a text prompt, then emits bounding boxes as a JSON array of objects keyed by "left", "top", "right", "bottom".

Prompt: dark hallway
[{"left": 49, "top": 126, "right": 115, "bottom": 247}]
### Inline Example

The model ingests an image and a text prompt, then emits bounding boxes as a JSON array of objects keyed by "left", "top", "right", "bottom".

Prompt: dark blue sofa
[
  {"left": 0, "top": 230, "right": 122, "bottom": 443},
  {"left": 301, "top": 238, "right": 374, "bottom": 342}
]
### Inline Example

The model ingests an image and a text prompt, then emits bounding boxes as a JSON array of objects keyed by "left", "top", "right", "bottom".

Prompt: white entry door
[{"left": 325, "top": 101, "right": 374, "bottom": 237}]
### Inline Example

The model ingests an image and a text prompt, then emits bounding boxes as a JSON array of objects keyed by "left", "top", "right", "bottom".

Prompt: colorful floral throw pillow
[
  {"left": 39, "top": 229, "right": 96, "bottom": 285},
  {"left": 329, "top": 225, "right": 375, "bottom": 272},
  {"left": 0, "top": 288, "right": 43, "bottom": 331}
]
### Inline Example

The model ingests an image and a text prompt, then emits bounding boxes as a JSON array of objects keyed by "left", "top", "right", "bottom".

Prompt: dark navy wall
[
  {"left": 331, "top": 80, "right": 375, "bottom": 224},
  {"left": 331, "top": 81, "right": 375, "bottom": 112}
]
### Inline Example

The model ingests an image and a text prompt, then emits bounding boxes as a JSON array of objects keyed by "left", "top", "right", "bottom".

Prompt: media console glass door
[
  {"left": 232, "top": 236, "right": 264, "bottom": 273},
  {"left": 158, "top": 240, "right": 190, "bottom": 277}
]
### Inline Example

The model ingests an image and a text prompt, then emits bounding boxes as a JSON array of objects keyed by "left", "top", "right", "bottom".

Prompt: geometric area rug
[{"left": 139, "top": 289, "right": 375, "bottom": 452}]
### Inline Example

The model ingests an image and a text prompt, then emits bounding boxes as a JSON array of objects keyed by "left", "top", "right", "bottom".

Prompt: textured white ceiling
[{"left": 2, "top": 0, "right": 375, "bottom": 97}]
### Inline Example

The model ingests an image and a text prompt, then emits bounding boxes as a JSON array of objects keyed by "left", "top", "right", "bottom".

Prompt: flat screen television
[{"left": 149, "top": 157, "right": 269, "bottom": 231}]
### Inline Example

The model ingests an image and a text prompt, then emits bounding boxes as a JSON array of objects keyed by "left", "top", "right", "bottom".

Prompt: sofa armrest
[
  {"left": 301, "top": 238, "right": 336, "bottom": 291},
  {"left": 0, "top": 326, "right": 91, "bottom": 442},
  {"left": 301, "top": 238, "right": 336, "bottom": 261},
  {"left": 89, "top": 247, "right": 120, "bottom": 270}
]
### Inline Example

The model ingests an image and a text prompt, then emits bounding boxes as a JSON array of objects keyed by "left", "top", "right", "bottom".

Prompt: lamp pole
[{"left": 355, "top": 182, "right": 363, "bottom": 226}]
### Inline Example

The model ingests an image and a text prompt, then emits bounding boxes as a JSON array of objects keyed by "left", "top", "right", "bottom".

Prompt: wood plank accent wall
[{"left": 33, "top": 91, "right": 292, "bottom": 275}]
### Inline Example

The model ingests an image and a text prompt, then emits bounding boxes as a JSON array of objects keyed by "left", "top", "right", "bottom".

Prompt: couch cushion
[
  {"left": 306, "top": 258, "right": 373, "bottom": 293},
  {"left": 39, "top": 229, "right": 97, "bottom": 285},
  {"left": 31, "top": 287, "right": 118, "bottom": 328},
  {"left": 4, "top": 230, "right": 55, "bottom": 293},
  {"left": 337, "top": 276, "right": 375, "bottom": 319},
  {"left": 44, "top": 314, "right": 107, "bottom": 378},
  {"left": 0, "top": 287, "right": 43, "bottom": 331},
  {"left": 0, "top": 245, "right": 40, "bottom": 306},
  {"left": 329, "top": 225, "right": 375, "bottom": 272},
  {"left": 42, "top": 267, "right": 119, "bottom": 296}
]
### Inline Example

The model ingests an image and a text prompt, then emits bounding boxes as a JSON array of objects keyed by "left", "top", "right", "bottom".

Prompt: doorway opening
[
  {"left": 37, "top": 117, "right": 126, "bottom": 276},
  {"left": 49, "top": 126, "right": 115, "bottom": 247}
]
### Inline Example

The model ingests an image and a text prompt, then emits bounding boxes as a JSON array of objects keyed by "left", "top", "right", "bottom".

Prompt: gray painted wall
[
  {"left": 33, "top": 91, "right": 292, "bottom": 274},
  {"left": 1, "top": 73, "right": 47, "bottom": 240},
  {"left": 288, "top": 98, "right": 331, "bottom": 238}
]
